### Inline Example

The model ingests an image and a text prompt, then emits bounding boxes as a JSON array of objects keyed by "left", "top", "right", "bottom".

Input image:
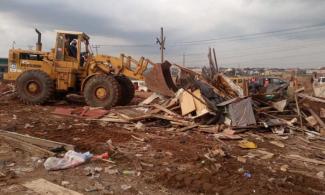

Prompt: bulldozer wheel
[
  {"left": 16, "top": 70, "right": 54, "bottom": 105},
  {"left": 115, "top": 75, "right": 135, "bottom": 106},
  {"left": 84, "top": 74, "right": 121, "bottom": 109}
]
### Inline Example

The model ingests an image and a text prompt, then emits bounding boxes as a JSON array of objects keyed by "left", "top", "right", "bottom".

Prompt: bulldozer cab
[{"left": 54, "top": 30, "right": 90, "bottom": 69}]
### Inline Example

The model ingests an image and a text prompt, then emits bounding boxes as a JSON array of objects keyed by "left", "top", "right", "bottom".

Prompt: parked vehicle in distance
[
  {"left": 132, "top": 80, "right": 149, "bottom": 92},
  {"left": 317, "top": 77, "right": 325, "bottom": 85},
  {"left": 249, "top": 77, "right": 288, "bottom": 94}
]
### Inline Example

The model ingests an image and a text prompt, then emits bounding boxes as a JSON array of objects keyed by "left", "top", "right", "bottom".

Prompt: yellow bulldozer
[{"left": 4, "top": 29, "right": 177, "bottom": 108}]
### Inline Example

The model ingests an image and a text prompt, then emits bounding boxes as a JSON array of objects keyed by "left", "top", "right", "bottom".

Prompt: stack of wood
[
  {"left": 96, "top": 64, "right": 249, "bottom": 130},
  {"left": 0, "top": 130, "right": 74, "bottom": 157},
  {"left": 296, "top": 92, "right": 325, "bottom": 136}
]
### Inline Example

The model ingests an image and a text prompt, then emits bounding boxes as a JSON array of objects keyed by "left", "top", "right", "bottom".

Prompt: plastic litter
[
  {"left": 238, "top": 140, "right": 257, "bottom": 149},
  {"left": 244, "top": 171, "right": 252, "bottom": 178},
  {"left": 44, "top": 150, "right": 93, "bottom": 171}
]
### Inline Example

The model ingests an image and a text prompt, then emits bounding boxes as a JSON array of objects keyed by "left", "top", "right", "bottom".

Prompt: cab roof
[{"left": 56, "top": 30, "right": 89, "bottom": 40}]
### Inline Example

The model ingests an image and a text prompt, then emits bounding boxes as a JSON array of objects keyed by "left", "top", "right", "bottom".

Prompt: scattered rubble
[{"left": 0, "top": 64, "right": 325, "bottom": 194}]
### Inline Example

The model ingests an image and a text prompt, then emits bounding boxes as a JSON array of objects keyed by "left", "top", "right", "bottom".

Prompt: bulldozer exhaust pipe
[{"left": 35, "top": 28, "right": 42, "bottom": 51}]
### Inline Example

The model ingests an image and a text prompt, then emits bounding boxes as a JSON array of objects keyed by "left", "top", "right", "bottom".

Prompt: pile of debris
[
  {"left": 88, "top": 53, "right": 324, "bottom": 138},
  {"left": 0, "top": 81, "right": 16, "bottom": 101},
  {"left": 46, "top": 55, "right": 324, "bottom": 139}
]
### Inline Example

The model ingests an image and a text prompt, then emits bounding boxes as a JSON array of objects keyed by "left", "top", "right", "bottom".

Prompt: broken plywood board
[
  {"left": 0, "top": 130, "right": 74, "bottom": 151},
  {"left": 192, "top": 89, "right": 210, "bottom": 117},
  {"left": 23, "top": 178, "right": 82, "bottom": 195},
  {"left": 179, "top": 90, "right": 196, "bottom": 116}
]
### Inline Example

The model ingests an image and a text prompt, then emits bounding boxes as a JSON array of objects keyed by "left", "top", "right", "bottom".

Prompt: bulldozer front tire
[
  {"left": 16, "top": 70, "right": 54, "bottom": 105},
  {"left": 115, "top": 75, "right": 135, "bottom": 106},
  {"left": 84, "top": 74, "right": 121, "bottom": 109}
]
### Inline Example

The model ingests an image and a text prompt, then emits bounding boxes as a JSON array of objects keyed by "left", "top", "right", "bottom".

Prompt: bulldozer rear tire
[
  {"left": 16, "top": 70, "right": 54, "bottom": 105},
  {"left": 84, "top": 74, "right": 121, "bottom": 109},
  {"left": 115, "top": 75, "right": 135, "bottom": 106}
]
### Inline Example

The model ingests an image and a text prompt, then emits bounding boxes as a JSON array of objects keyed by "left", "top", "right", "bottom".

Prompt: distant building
[{"left": 0, "top": 58, "right": 8, "bottom": 79}]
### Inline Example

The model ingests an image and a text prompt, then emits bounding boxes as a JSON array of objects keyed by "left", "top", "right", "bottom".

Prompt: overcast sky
[{"left": 1, "top": 0, "right": 325, "bottom": 68}]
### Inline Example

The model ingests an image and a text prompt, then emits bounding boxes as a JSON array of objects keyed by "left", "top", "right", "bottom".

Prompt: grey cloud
[{"left": 0, "top": 0, "right": 325, "bottom": 68}]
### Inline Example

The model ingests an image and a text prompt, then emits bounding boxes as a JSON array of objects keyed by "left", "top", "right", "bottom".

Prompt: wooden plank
[
  {"left": 89, "top": 118, "right": 129, "bottom": 123},
  {"left": 139, "top": 93, "right": 161, "bottom": 105},
  {"left": 151, "top": 114, "right": 192, "bottom": 126},
  {"left": 284, "top": 154, "right": 325, "bottom": 165},
  {"left": 0, "top": 130, "right": 74, "bottom": 151},
  {"left": 307, "top": 108, "right": 325, "bottom": 128},
  {"left": 294, "top": 94, "right": 303, "bottom": 127},
  {"left": 192, "top": 89, "right": 210, "bottom": 117},
  {"left": 179, "top": 90, "right": 196, "bottom": 116},
  {"left": 0, "top": 135, "right": 55, "bottom": 156},
  {"left": 320, "top": 108, "right": 325, "bottom": 118},
  {"left": 152, "top": 104, "right": 180, "bottom": 117},
  {"left": 23, "top": 178, "right": 82, "bottom": 195},
  {"left": 127, "top": 114, "right": 153, "bottom": 121},
  {"left": 177, "top": 124, "right": 199, "bottom": 132},
  {"left": 297, "top": 93, "right": 325, "bottom": 104},
  {"left": 112, "top": 108, "right": 146, "bottom": 119},
  {"left": 305, "top": 116, "right": 318, "bottom": 127}
]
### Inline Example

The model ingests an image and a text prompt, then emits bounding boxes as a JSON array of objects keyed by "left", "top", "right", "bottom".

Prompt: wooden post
[
  {"left": 156, "top": 27, "right": 165, "bottom": 63},
  {"left": 294, "top": 94, "right": 303, "bottom": 128}
]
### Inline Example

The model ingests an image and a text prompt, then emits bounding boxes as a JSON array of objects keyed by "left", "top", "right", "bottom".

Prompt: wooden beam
[
  {"left": 297, "top": 93, "right": 325, "bottom": 104},
  {"left": 294, "top": 94, "right": 303, "bottom": 127},
  {"left": 177, "top": 124, "right": 199, "bottom": 132},
  {"left": 0, "top": 135, "right": 55, "bottom": 156},
  {"left": 307, "top": 108, "right": 325, "bottom": 128},
  {"left": 23, "top": 178, "right": 82, "bottom": 195},
  {"left": 151, "top": 114, "right": 193, "bottom": 126},
  {"left": 284, "top": 154, "right": 325, "bottom": 165},
  {"left": 152, "top": 103, "right": 180, "bottom": 117},
  {"left": 0, "top": 130, "right": 74, "bottom": 151}
]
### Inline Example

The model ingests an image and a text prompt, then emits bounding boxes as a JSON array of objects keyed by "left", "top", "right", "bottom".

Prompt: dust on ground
[{"left": 0, "top": 91, "right": 325, "bottom": 194}]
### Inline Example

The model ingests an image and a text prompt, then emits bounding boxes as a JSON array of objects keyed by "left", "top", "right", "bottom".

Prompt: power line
[
  {"left": 92, "top": 23, "right": 325, "bottom": 49},
  {"left": 172, "top": 23, "right": 325, "bottom": 45},
  {"left": 170, "top": 39, "right": 325, "bottom": 60},
  {"left": 184, "top": 50, "right": 325, "bottom": 65},
  {"left": 222, "top": 51, "right": 325, "bottom": 65},
  {"left": 92, "top": 45, "right": 100, "bottom": 55},
  {"left": 96, "top": 44, "right": 155, "bottom": 48},
  {"left": 169, "top": 28, "right": 325, "bottom": 47}
]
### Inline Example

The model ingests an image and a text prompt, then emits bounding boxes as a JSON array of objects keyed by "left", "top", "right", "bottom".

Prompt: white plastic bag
[{"left": 44, "top": 150, "right": 93, "bottom": 171}]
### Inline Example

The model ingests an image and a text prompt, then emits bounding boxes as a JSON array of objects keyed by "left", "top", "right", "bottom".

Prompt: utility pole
[
  {"left": 182, "top": 53, "right": 186, "bottom": 66},
  {"left": 156, "top": 27, "right": 166, "bottom": 63},
  {"left": 12, "top": 41, "right": 16, "bottom": 49},
  {"left": 92, "top": 45, "right": 100, "bottom": 55}
]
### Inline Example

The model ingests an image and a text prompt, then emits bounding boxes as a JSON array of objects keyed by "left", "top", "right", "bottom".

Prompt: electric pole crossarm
[{"left": 156, "top": 27, "right": 166, "bottom": 63}]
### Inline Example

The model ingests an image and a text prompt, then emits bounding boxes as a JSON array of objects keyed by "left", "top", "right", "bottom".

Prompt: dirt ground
[{"left": 0, "top": 91, "right": 325, "bottom": 194}]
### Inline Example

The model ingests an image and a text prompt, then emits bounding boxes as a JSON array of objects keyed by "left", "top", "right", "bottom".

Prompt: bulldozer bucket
[{"left": 144, "top": 61, "right": 178, "bottom": 97}]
